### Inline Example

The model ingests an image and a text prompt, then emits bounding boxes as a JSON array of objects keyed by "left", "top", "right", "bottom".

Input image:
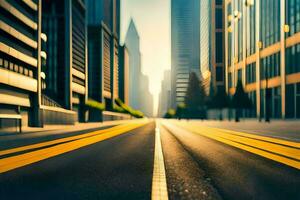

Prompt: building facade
[
  {"left": 0, "top": 0, "right": 42, "bottom": 131},
  {"left": 171, "top": 0, "right": 201, "bottom": 108},
  {"left": 210, "top": 0, "right": 225, "bottom": 93},
  {"left": 199, "top": 0, "right": 225, "bottom": 96},
  {"left": 86, "top": 0, "right": 120, "bottom": 120},
  {"left": 119, "top": 45, "right": 129, "bottom": 105},
  {"left": 0, "top": 0, "right": 89, "bottom": 132},
  {"left": 225, "top": 0, "right": 300, "bottom": 119},
  {"left": 42, "top": 0, "right": 88, "bottom": 123}
]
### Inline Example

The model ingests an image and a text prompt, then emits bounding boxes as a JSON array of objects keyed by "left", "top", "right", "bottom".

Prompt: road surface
[{"left": 0, "top": 119, "right": 299, "bottom": 200}]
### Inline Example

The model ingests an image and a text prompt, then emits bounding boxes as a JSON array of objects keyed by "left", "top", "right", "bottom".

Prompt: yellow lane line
[
  {"left": 180, "top": 121, "right": 300, "bottom": 148},
  {"left": 167, "top": 122, "right": 300, "bottom": 170},
  {"left": 0, "top": 123, "right": 136, "bottom": 157},
  {"left": 0, "top": 122, "right": 149, "bottom": 174},
  {"left": 182, "top": 124, "right": 300, "bottom": 161},
  {"left": 152, "top": 121, "right": 168, "bottom": 200}
]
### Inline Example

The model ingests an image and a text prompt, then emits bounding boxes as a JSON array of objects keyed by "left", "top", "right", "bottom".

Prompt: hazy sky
[{"left": 120, "top": 0, "right": 171, "bottom": 115}]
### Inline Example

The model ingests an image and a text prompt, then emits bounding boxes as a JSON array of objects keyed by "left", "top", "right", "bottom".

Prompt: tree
[
  {"left": 210, "top": 88, "right": 230, "bottom": 120},
  {"left": 164, "top": 108, "right": 176, "bottom": 119},
  {"left": 184, "top": 72, "right": 207, "bottom": 119},
  {"left": 231, "top": 80, "right": 252, "bottom": 122}
]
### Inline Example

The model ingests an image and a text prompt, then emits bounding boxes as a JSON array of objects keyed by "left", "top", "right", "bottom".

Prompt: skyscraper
[
  {"left": 225, "top": 0, "right": 300, "bottom": 119},
  {"left": 86, "top": 0, "right": 121, "bottom": 121},
  {"left": 42, "top": 0, "right": 88, "bottom": 123},
  {"left": 125, "top": 20, "right": 153, "bottom": 117},
  {"left": 125, "top": 20, "right": 142, "bottom": 110},
  {"left": 171, "top": 0, "right": 200, "bottom": 108},
  {"left": 200, "top": 0, "right": 225, "bottom": 95}
]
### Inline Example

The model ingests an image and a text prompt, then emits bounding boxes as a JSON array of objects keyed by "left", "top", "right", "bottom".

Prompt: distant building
[
  {"left": 158, "top": 70, "right": 171, "bottom": 117},
  {"left": 139, "top": 74, "right": 153, "bottom": 117},
  {"left": 171, "top": 0, "right": 201, "bottom": 108},
  {"left": 86, "top": 0, "right": 121, "bottom": 121},
  {"left": 124, "top": 20, "right": 153, "bottom": 117},
  {"left": 225, "top": 0, "right": 300, "bottom": 119},
  {"left": 42, "top": 0, "right": 88, "bottom": 123}
]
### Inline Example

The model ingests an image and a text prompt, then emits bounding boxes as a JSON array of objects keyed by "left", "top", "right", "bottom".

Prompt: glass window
[
  {"left": 286, "top": 84, "right": 295, "bottom": 118},
  {"left": 246, "top": 63, "right": 256, "bottom": 84},
  {"left": 216, "top": 0, "right": 222, "bottom": 5},
  {"left": 216, "top": 66, "right": 223, "bottom": 82},
  {"left": 260, "top": 0, "right": 280, "bottom": 47},
  {"left": 237, "top": 69, "right": 242, "bottom": 82},
  {"left": 260, "top": 52, "right": 281, "bottom": 79},
  {"left": 216, "top": 32, "right": 223, "bottom": 63},
  {"left": 286, "top": 0, "right": 300, "bottom": 36},
  {"left": 286, "top": 44, "right": 300, "bottom": 74},
  {"left": 216, "top": 9, "right": 223, "bottom": 29},
  {"left": 228, "top": 72, "right": 232, "bottom": 88}
]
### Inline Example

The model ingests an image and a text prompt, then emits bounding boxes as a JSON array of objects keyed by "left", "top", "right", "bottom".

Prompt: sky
[{"left": 120, "top": 0, "right": 171, "bottom": 115}]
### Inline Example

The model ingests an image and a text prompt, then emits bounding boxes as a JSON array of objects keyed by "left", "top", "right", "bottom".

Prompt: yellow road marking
[
  {"left": 179, "top": 121, "right": 300, "bottom": 148},
  {"left": 182, "top": 124, "right": 300, "bottom": 161},
  {"left": 0, "top": 122, "right": 149, "bottom": 173},
  {"left": 152, "top": 121, "right": 168, "bottom": 200},
  {"left": 167, "top": 122, "right": 300, "bottom": 170},
  {"left": 0, "top": 123, "right": 134, "bottom": 157}
]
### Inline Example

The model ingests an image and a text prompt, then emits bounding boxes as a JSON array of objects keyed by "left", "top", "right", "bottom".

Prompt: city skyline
[{"left": 120, "top": 0, "right": 170, "bottom": 116}]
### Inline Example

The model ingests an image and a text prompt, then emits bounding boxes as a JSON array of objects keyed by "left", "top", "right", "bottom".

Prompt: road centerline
[{"left": 151, "top": 121, "right": 168, "bottom": 200}]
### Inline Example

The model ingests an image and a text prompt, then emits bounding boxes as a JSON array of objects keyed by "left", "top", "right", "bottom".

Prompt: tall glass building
[
  {"left": 171, "top": 0, "right": 200, "bottom": 107},
  {"left": 86, "top": 0, "right": 120, "bottom": 121},
  {"left": 200, "top": 0, "right": 225, "bottom": 96},
  {"left": 225, "top": 0, "right": 300, "bottom": 119},
  {"left": 42, "top": 0, "right": 88, "bottom": 123}
]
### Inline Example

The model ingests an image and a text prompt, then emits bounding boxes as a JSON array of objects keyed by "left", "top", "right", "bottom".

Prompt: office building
[
  {"left": 225, "top": 0, "right": 300, "bottom": 119},
  {"left": 86, "top": 0, "right": 121, "bottom": 120},
  {"left": 124, "top": 20, "right": 153, "bottom": 116},
  {"left": 212, "top": 0, "right": 225, "bottom": 93},
  {"left": 0, "top": 0, "right": 89, "bottom": 132},
  {"left": 203, "top": 0, "right": 225, "bottom": 95},
  {"left": 0, "top": 0, "right": 42, "bottom": 130},
  {"left": 171, "top": 0, "right": 200, "bottom": 108},
  {"left": 42, "top": 0, "right": 88, "bottom": 123}
]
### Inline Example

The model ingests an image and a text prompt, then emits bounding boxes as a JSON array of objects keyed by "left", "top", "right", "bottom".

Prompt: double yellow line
[
  {"left": 171, "top": 121, "right": 300, "bottom": 170},
  {"left": 0, "top": 121, "right": 149, "bottom": 174}
]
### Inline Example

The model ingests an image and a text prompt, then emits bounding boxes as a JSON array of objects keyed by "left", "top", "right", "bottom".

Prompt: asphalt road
[
  {"left": 0, "top": 120, "right": 299, "bottom": 200},
  {"left": 0, "top": 122, "right": 155, "bottom": 200},
  {"left": 162, "top": 121, "right": 300, "bottom": 200}
]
